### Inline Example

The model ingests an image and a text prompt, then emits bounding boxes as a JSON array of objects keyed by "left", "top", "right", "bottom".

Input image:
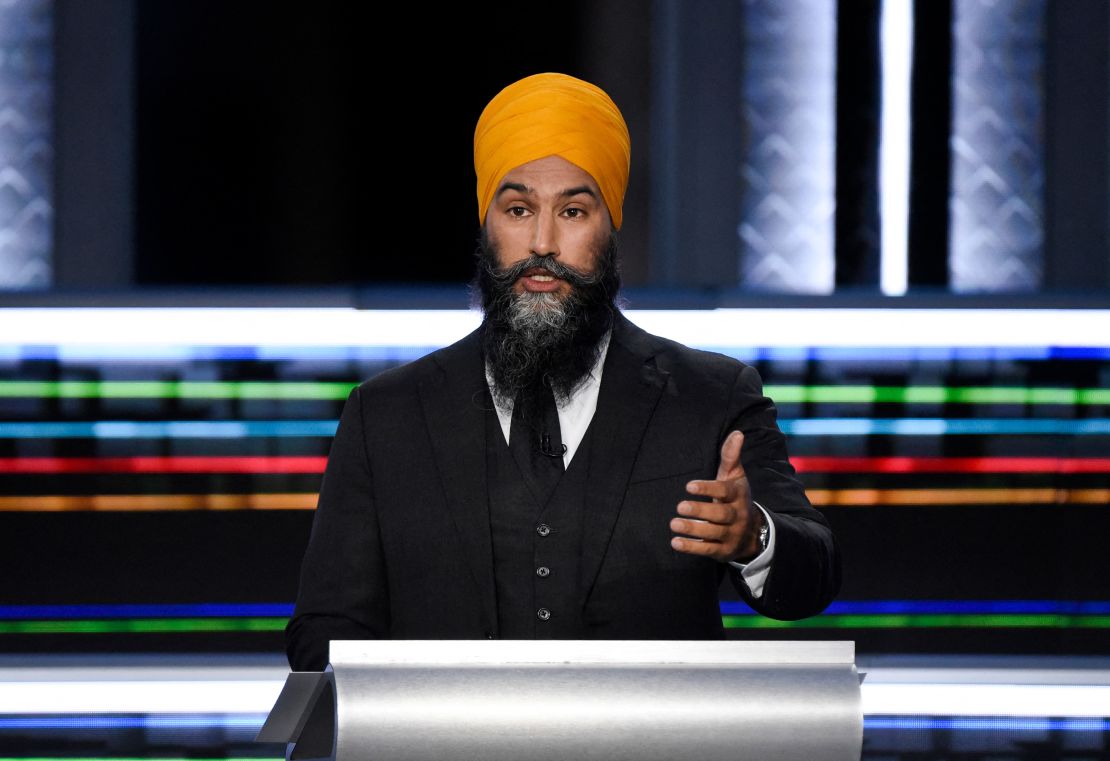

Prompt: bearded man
[{"left": 286, "top": 73, "right": 839, "bottom": 672}]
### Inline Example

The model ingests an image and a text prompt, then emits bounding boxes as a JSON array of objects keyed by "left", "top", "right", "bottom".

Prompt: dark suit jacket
[{"left": 286, "top": 312, "right": 839, "bottom": 671}]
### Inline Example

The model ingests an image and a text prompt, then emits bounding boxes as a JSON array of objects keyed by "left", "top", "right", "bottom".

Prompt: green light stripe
[
  {"left": 6, "top": 615, "right": 1110, "bottom": 634},
  {"left": 0, "top": 381, "right": 1106, "bottom": 405},
  {"left": 0, "top": 381, "right": 355, "bottom": 401},
  {"left": 0, "top": 617, "right": 286, "bottom": 634},
  {"left": 723, "top": 614, "right": 1110, "bottom": 629},
  {"left": 764, "top": 385, "right": 1110, "bottom": 405}
]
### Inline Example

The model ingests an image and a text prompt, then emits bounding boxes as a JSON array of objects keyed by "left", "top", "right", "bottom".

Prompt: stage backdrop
[{"left": 1, "top": 306, "right": 1107, "bottom": 656}]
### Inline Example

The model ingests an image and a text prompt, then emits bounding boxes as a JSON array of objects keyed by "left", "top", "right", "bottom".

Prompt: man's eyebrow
[
  {"left": 493, "top": 183, "right": 599, "bottom": 200},
  {"left": 495, "top": 182, "right": 530, "bottom": 198},
  {"left": 560, "top": 185, "right": 598, "bottom": 200}
]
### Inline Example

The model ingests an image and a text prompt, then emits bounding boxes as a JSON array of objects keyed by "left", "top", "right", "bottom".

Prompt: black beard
[{"left": 471, "top": 227, "right": 621, "bottom": 406}]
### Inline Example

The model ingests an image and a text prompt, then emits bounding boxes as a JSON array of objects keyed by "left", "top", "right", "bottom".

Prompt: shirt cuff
[{"left": 727, "top": 502, "right": 776, "bottom": 599}]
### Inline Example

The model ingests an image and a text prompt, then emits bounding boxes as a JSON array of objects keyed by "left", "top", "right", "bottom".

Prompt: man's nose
[{"left": 530, "top": 212, "right": 559, "bottom": 258}]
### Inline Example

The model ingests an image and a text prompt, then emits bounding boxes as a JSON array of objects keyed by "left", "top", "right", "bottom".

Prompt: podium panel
[{"left": 260, "top": 640, "right": 862, "bottom": 761}]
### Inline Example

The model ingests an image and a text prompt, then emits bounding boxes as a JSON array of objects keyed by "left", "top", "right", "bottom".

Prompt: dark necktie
[{"left": 509, "top": 376, "right": 565, "bottom": 502}]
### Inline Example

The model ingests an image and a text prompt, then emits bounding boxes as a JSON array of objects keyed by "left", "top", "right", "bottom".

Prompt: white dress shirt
[{"left": 484, "top": 331, "right": 776, "bottom": 599}]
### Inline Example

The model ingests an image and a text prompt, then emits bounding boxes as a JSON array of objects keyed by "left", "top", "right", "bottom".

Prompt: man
[{"left": 286, "top": 73, "right": 839, "bottom": 671}]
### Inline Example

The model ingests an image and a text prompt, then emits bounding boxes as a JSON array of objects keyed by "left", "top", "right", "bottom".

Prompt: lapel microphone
[{"left": 540, "top": 432, "right": 567, "bottom": 458}]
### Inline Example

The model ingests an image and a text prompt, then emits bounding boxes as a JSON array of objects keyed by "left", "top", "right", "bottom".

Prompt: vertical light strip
[
  {"left": 0, "top": 0, "right": 53, "bottom": 288},
  {"left": 737, "top": 0, "right": 836, "bottom": 293},
  {"left": 879, "top": 0, "right": 913, "bottom": 295},
  {"left": 949, "top": 0, "right": 1045, "bottom": 292}
]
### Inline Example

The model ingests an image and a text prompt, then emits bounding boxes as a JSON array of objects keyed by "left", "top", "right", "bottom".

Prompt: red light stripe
[
  {"left": 792, "top": 457, "right": 1110, "bottom": 474},
  {"left": 0, "top": 456, "right": 328, "bottom": 474}
]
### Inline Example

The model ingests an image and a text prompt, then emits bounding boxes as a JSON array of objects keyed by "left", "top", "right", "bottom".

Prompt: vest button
[
  {"left": 537, "top": 608, "right": 552, "bottom": 621},
  {"left": 536, "top": 524, "right": 552, "bottom": 537},
  {"left": 536, "top": 566, "right": 550, "bottom": 577}
]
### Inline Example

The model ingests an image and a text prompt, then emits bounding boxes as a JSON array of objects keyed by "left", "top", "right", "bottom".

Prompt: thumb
[{"left": 716, "top": 430, "right": 745, "bottom": 481}]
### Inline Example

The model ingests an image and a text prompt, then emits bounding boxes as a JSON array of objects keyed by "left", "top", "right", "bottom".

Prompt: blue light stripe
[
  {"left": 1, "top": 714, "right": 1106, "bottom": 733},
  {"left": 0, "top": 603, "right": 295, "bottom": 620},
  {"left": 2, "top": 345, "right": 1109, "bottom": 363},
  {"left": 0, "top": 421, "right": 338, "bottom": 439},
  {"left": 719, "top": 600, "right": 1110, "bottom": 615},
  {"left": 865, "top": 716, "right": 1110, "bottom": 732},
  {"left": 0, "top": 714, "right": 268, "bottom": 730},
  {"left": 1, "top": 418, "right": 1107, "bottom": 439},
  {"left": 780, "top": 419, "right": 1110, "bottom": 436},
  {"left": 6, "top": 601, "right": 1110, "bottom": 621}
]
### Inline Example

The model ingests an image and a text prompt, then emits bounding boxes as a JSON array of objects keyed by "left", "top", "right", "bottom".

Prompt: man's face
[{"left": 483, "top": 155, "right": 613, "bottom": 301}]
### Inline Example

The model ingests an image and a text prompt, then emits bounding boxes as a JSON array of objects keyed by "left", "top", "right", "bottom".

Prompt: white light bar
[
  {"left": 880, "top": 0, "right": 914, "bottom": 296},
  {"left": 862, "top": 683, "right": 1110, "bottom": 718},
  {"left": 2, "top": 668, "right": 1110, "bottom": 717},
  {"left": 0, "top": 308, "right": 1108, "bottom": 348},
  {"left": 0, "top": 680, "right": 284, "bottom": 714}
]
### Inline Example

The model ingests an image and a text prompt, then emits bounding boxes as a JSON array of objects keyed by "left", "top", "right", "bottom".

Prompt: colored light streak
[
  {"left": 0, "top": 456, "right": 328, "bottom": 474},
  {"left": 0, "top": 603, "right": 294, "bottom": 620},
  {"left": 0, "top": 452, "right": 1079, "bottom": 478},
  {"left": 6, "top": 600, "right": 1106, "bottom": 622},
  {"left": 1, "top": 418, "right": 1107, "bottom": 440},
  {"left": 806, "top": 488, "right": 1110, "bottom": 506},
  {"left": 1, "top": 381, "right": 1105, "bottom": 405},
  {"left": 0, "top": 718, "right": 1106, "bottom": 738},
  {"left": 8, "top": 344, "right": 1110, "bottom": 363},
  {"left": 2, "top": 488, "right": 1107, "bottom": 512},
  {"left": 722, "top": 614, "right": 1110, "bottom": 629},
  {"left": 4, "top": 614, "right": 1109, "bottom": 635},
  {"left": 781, "top": 418, "right": 1110, "bottom": 436},
  {"left": 721, "top": 600, "right": 1110, "bottom": 615},
  {"left": 864, "top": 716, "right": 1110, "bottom": 732},
  {"left": 0, "top": 421, "right": 338, "bottom": 439},
  {"left": 0, "top": 494, "right": 316, "bottom": 511},
  {"left": 0, "top": 380, "right": 355, "bottom": 400},
  {"left": 0, "top": 617, "right": 287, "bottom": 634},
  {"left": 0, "top": 717, "right": 268, "bottom": 731},
  {"left": 765, "top": 385, "right": 1110, "bottom": 406},
  {"left": 792, "top": 456, "right": 1110, "bottom": 473}
]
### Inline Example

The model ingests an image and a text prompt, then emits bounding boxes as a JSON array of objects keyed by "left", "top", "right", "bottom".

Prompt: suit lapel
[
  {"left": 579, "top": 313, "right": 668, "bottom": 604},
  {"left": 417, "top": 329, "right": 498, "bottom": 631}
]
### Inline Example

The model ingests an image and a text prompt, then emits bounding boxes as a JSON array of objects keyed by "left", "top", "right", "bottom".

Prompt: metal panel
[
  {"left": 738, "top": 0, "right": 837, "bottom": 293},
  {"left": 950, "top": 0, "right": 1045, "bottom": 292},
  {"left": 325, "top": 640, "right": 862, "bottom": 761},
  {"left": 0, "top": 0, "right": 52, "bottom": 288}
]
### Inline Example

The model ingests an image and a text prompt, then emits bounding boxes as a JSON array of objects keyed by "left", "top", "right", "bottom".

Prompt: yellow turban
[{"left": 474, "top": 72, "right": 631, "bottom": 230}]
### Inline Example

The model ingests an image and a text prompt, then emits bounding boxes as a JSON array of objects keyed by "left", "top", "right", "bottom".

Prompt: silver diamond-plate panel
[
  {"left": 0, "top": 0, "right": 52, "bottom": 289},
  {"left": 950, "top": 0, "right": 1044, "bottom": 292},
  {"left": 737, "top": 0, "right": 836, "bottom": 293}
]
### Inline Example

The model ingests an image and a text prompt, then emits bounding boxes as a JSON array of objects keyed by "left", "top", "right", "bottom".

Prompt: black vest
[{"left": 486, "top": 403, "right": 594, "bottom": 638}]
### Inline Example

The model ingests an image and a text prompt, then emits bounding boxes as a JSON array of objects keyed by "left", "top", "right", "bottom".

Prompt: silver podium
[{"left": 258, "top": 640, "right": 862, "bottom": 761}]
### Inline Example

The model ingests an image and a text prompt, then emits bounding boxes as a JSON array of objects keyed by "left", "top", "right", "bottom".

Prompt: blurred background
[{"left": 2, "top": 0, "right": 1109, "bottom": 759}]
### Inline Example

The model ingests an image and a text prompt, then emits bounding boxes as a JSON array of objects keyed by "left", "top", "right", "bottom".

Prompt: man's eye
[
  {"left": 508, "top": 206, "right": 528, "bottom": 217},
  {"left": 564, "top": 208, "right": 582, "bottom": 218}
]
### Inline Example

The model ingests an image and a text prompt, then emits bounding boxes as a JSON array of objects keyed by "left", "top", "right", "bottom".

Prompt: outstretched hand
[{"left": 670, "top": 431, "right": 765, "bottom": 563}]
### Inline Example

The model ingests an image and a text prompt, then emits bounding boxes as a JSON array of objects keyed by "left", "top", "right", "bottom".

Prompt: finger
[
  {"left": 717, "top": 431, "right": 746, "bottom": 481},
  {"left": 686, "top": 479, "right": 740, "bottom": 504},
  {"left": 670, "top": 516, "right": 728, "bottom": 542},
  {"left": 676, "top": 499, "right": 734, "bottom": 524},
  {"left": 671, "top": 535, "right": 728, "bottom": 559}
]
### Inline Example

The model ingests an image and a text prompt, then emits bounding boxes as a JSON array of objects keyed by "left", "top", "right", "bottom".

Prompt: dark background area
[{"left": 134, "top": 3, "right": 584, "bottom": 285}]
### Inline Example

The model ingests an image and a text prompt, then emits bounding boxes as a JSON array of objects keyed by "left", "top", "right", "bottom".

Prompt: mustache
[{"left": 484, "top": 253, "right": 605, "bottom": 291}]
